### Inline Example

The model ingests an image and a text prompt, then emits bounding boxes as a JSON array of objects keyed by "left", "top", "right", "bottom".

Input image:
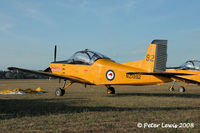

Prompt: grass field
[{"left": 0, "top": 79, "right": 199, "bottom": 133}]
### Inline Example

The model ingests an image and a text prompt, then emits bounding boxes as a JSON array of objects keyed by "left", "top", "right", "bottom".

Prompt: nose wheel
[
  {"left": 55, "top": 80, "right": 72, "bottom": 96},
  {"left": 55, "top": 88, "right": 65, "bottom": 96}
]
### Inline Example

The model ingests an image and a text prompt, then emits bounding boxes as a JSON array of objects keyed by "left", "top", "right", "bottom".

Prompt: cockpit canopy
[
  {"left": 54, "top": 49, "right": 112, "bottom": 65},
  {"left": 168, "top": 60, "right": 200, "bottom": 70},
  {"left": 179, "top": 60, "right": 200, "bottom": 70}
]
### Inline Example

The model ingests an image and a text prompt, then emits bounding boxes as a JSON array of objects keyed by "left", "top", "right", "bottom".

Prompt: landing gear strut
[
  {"left": 55, "top": 80, "right": 73, "bottom": 96},
  {"left": 168, "top": 80, "right": 175, "bottom": 91},
  {"left": 106, "top": 85, "right": 115, "bottom": 94}
]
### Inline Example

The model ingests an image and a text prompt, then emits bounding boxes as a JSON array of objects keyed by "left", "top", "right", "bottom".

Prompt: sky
[{"left": 0, "top": 0, "right": 200, "bottom": 70}]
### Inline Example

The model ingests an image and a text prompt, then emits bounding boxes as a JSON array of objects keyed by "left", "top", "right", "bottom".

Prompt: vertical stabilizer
[{"left": 143, "top": 40, "right": 167, "bottom": 72}]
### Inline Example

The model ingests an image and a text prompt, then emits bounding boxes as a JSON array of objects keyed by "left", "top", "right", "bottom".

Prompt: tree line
[{"left": 0, "top": 71, "right": 48, "bottom": 79}]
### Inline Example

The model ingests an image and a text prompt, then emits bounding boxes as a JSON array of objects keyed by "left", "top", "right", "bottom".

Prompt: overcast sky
[{"left": 0, "top": 0, "right": 200, "bottom": 70}]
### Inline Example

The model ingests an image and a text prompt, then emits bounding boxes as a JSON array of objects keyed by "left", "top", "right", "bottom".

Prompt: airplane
[
  {"left": 8, "top": 40, "right": 200, "bottom": 96},
  {"left": 166, "top": 60, "right": 200, "bottom": 92},
  {"left": 167, "top": 60, "right": 200, "bottom": 71}
]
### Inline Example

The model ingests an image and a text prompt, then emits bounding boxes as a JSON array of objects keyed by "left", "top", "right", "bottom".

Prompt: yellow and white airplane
[{"left": 8, "top": 40, "right": 200, "bottom": 96}]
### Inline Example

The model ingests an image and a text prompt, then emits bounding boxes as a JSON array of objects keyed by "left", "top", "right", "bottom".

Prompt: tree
[{"left": 5, "top": 72, "right": 13, "bottom": 79}]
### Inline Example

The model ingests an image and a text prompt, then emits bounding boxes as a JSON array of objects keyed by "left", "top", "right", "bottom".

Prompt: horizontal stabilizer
[
  {"left": 126, "top": 72, "right": 193, "bottom": 76},
  {"left": 173, "top": 75, "right": 200, "bottom": 84}
]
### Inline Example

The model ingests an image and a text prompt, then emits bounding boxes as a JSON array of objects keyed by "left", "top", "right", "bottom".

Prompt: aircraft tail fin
[{"left": 143, "top": 40, "right": 167, "bottom": 72}]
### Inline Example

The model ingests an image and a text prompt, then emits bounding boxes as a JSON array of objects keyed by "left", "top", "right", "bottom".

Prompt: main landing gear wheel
[
  {"left": 107, "top": 87, "right": 115, "bottom": 94},
  {"left": 55, "top": 88, "right": 65, "bottom": 96},
  {"left": 178, "top": 86, "right": 186, "bottom": 92}
]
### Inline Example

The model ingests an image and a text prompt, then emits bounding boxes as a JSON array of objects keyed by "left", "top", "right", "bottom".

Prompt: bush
[{"left": 0, "top": 71, "right": 48, "bottom": 79}]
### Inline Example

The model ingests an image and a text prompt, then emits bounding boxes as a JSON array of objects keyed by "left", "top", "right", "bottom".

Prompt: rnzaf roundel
[{"left": 106, "top": 70, "right": 115, "bottom": 81}]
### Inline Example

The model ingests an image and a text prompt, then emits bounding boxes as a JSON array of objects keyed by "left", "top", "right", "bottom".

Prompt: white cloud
[
  {"left": 16, "top": 2, "right": 52, "bottom": 25},
  {"left": 56, "top": 0, "right": 137, "bottom": 16},
  {"left": 0, "top": 23, "right": 13, "bottom": 33},
  {"left": 0, "top": 15, "right": 14, "bottom": 34},
  {"left": 80, "top": 0, "right": 89, "bottom": 8},
  {"left": 124, "top": 0, "right": 136, "bottom": 10}
]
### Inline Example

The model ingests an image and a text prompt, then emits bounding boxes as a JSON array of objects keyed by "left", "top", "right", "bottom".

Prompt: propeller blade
[{"left": 54, "top": 45, "right": 57, "bottom": 62}]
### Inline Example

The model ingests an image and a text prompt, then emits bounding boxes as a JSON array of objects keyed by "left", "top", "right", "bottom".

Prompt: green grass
[{"left": 0, "top": 79, "right": 200, "bottom": 133}]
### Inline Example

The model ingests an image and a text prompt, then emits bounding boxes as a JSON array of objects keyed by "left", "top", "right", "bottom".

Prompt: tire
[
  {"left": 55, "top": 88, "right": 65, "bottom": 96},
  {"left": 107, "top": 87, "right": 115, "bottom": 94},
  {"left": 178, "top": 86, "right": 185, "bottom": 92}
]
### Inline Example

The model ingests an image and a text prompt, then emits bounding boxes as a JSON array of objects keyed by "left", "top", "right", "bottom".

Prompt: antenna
[{"left": 54, "top": 45, "right": 57, "bottom": 62}]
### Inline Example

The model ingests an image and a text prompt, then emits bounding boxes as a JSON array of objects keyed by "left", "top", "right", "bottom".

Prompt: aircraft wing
[{"left": 8, "top": 67, "right": 93, "bottom": 84}]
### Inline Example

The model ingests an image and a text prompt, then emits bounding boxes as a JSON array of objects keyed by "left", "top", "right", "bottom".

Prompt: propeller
[{"left": 44, "top": 45, "right": 57, "bottom": 72}]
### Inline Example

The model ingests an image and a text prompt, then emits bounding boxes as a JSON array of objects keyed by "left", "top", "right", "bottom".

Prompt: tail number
[{"left": 146, "top": 54, "right": 155, "bottom": 62}]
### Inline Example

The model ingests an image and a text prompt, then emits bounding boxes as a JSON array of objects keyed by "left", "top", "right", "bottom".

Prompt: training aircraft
[
  {"left": 167, "top": 60, "right": 200, "bottom": 71},
  {"left": 166, "top": 60, "right": 200, "bottom": 92},
  {"left": 8, "top": 40, "right": 200, "bottom": 96}
]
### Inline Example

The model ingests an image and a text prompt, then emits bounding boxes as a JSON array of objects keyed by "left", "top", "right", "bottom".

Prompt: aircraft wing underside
[{"left": 8, "top": 67, "right": 93, "bottom": 84}]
